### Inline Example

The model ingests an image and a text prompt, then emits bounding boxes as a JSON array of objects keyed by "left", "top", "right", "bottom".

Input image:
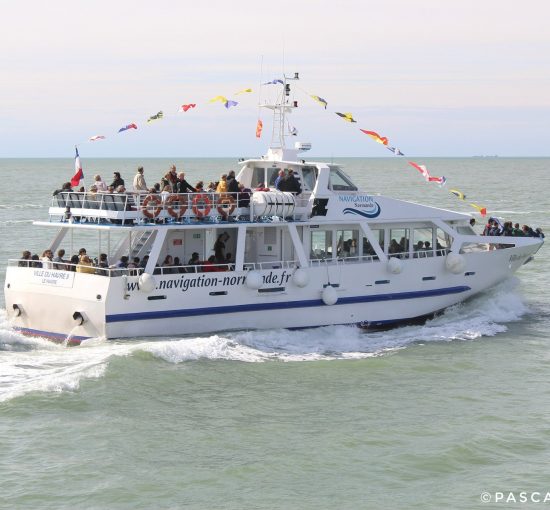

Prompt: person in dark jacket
[
  {"left": 226, "top": 170, "right": 239, "bottom": 195},
  {"left": 285, "top": 169, "right": 302, "bottom": 194},
  {"left": 110, "top": 172, "right": 125, "bottom": 189},
  {"left": 53, "top": 182, "right": 73, "bottom": 196},
  {"left": 176, "top": 172, "right": 196, "bottom": 193}
]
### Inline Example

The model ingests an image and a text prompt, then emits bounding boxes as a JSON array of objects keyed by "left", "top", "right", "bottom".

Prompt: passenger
[
  {"left": 274, "top": 169, "right": 287, "bottom": 191},
  {"left": 424, "top": 241, "right": 433, "bottom": 256},
  {"left": 139, "top": 255, "right": 149, "bottom": 269},
  {"left": 512, "top": 223, "right": 524, "bottom": 237},
  {"left": 110, "top": 172, "right": 125, "bottom": 189},
  {"left": 502, "top": 221, "right": 513, "bottom": 236},
  {"left": 285, "top": 169, "right": 302, "bottom": 194},
  {"left": 78, "top": 186, "right": 85, "bottom": 192},
  {"left": 78, "top": 248, "right": 87, "bottom": 260},
  {"left": 237, "top": 183, "right": 251, "bottom": 208},
  {"left": 133, "top": 166, "right": 148, "bottom": 192},
  {"left": 414, "top": 241, "right": 424, "bottom": 257},
  {"left": 69, "top": 255, "right": 79, "bottom": 271},
  {"left": 173, "top": 256, "right": 185, "bottom": 274},
  {"left": 40, "top": 250, "right": 54, "bottom": 269},
  {"left": 535, "top": 228, "right": 545, "bottom": 238},
  {"left": 187, "top": 252, "right": 201, "bottom": 273},
  {"left": 469, "top": 217, "right": 476, "bottom": 229},
  {"left": 195, "top": 181, "right": 204, "bottom": 192},
  {"left": 31, "top": 254, "right": 41, "bottom": 268},
  {"left": 214, "top": 232, "right": 229, "bottom": 263},
  {"left": 162, "top": 255, "right": 175, "bottom": 274},
  {"left": 175, "top": 172, "right": 196, "bottom": 194},
  {"left": 523, "top": 225, "right": 536, "bottom": 237},
  {"left": 202, "top": 255, "right": 217, "bottom": 272},
  {"left": 206, "top": 182, "right": 217, "bottom": 193},
  {"left": 227, "top": 171, "right": 239, "bottom": 196},
  {"left": 94, "top": 174, "right": 108, "bottom": 192},
  {"left": 388, "top": 239, "right": 400, "bottom": 254},
  {"left": 160, "top": 185, "right": 171, "bottom": 202},
  {"left": 97, "top": 253, "right": 109, "bottom": 274},
  {"left": 53, "top": 182, "right": 73, "bottom": 196},
  {"left": 19, "top": 250, "right": 32, "bottom": 267},
  {"left": 116, "top": 185, "right": 126, "bottom": 193},
  {"left": 76, "top": 255, "right": 95, "bottom": 274},
  {"left": 115, "top": 256, "right": 129, "bottom": 268},
  {"left": 53, "top": 249, "right": 66, "bottom": 270},
  {"left": 107, "top": 185, "right": 115, "bottom": 193},
  {"left": 216, "top": 174, "right": 228, "bottom": 193},
  {"left": 224, "top": 252, "right": 234, "bottom": 271}
]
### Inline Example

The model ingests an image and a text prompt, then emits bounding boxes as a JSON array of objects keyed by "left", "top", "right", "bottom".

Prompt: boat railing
[
  {"left": 243, "top": 260, "right": 298, "bottom": 271},
  {"left": 49, "top": 191, "right": 310, "bottom": 225}
]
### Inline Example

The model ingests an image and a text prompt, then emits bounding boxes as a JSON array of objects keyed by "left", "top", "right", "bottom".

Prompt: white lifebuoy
[
  {"left": 245, "top": 271, "right": 263, "bottom": 289},
  {"left": 387, "top": 257, "right": 403, "bottom": 274},
  {"left": 321, "top": 285, "right": 338, "bottom": 305},
  {"left": 445, "top": 252, "right": 466, "bottom": 274},
  {"left": 138, "top": 272, "right": 156, "bottom": 293},
  {"left": 292, "top": 268, "right": 309, "bottom": 288}
]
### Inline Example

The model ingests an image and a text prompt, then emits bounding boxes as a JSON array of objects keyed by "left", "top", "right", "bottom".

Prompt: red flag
[
  {"left": 360, "top": 129, "right": 388, "bottom": 145},
  {"left": 178, "top": 104, "right": 196, "bottom": 113},
  {"left": 70, "top": 147, "right": 83, "bottom": 187},
  {"left": 255, "top": 119, "right": 263, "bottom": 138}
]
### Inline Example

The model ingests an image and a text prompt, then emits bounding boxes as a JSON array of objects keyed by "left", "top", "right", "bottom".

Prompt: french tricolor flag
[{"left": 70, "top": 147, "right": 83, "bottom": 188}]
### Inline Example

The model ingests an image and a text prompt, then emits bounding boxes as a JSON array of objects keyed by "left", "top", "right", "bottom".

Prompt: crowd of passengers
[
  {"left": 18, "top": 233, "right": 235, "bottom": 275},
  {"left": 481, "top": 218, "right": 544, "bottom": 238},
  {"left": 53, "top": 165, "right": 302, "bottom": 204}
]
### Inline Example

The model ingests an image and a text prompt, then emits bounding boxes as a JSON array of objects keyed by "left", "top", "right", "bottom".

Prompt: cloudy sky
[{"left": 1, "top": 0, "right": 548, "bottom": 157}]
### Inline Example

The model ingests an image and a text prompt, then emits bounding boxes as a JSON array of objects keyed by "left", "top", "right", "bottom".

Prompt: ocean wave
[{"left": 0, "top": 279, "right": 529, "bottom": 402}]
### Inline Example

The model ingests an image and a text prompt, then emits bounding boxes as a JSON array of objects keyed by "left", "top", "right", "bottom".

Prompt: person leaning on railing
[{"left": 76, "top": 255, "right": 95, "bottom": 274}]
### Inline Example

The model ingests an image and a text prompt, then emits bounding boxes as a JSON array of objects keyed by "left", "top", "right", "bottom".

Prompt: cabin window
[
  {"left": 310, "top": 230, "right": 333, "bottom": 260},
  {"left": 302, "top": 166, "right": 318, "bottom": 191},
  {"left": 251, "top": 167, "right": 265, "bottom": 188},
  {"left": 388, "top": 228, "right": 410, "bottom": 257},
  {"left": 436, "top": 228, "right": 452, "bottom": 256},
  {"left": 267, "top": 167, "right": 280, "bottom": 186},
  {"left": 363, "top": 228, "right": 384, "bottom": 258},
  {"left": 413, "top": 228, "right": 434, "bottom": 258},
  {"left": 328, "top": 166, "right": 358, "bottom": 191},
  {"left": 456, "top": 226, "right": 476, "bottom": 235},
  {"left": 336, "top": 230, "right": 359, "bottom": 258}
]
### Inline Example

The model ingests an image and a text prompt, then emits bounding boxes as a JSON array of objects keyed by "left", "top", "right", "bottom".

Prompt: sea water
[{"left": 0, "top": 157, "right": 549, "bottom": 509}]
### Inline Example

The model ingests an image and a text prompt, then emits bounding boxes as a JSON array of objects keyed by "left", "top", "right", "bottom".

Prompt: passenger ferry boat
[{"left": 3, "top": 78, "right": 544, "bottom": 344}]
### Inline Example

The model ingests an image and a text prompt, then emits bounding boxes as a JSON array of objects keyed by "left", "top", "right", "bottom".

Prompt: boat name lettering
[
  {"left": 509, "top": 253, "right": 529, "bottom": 262},
  {"left": 127, "top": 270, "right": 292, "bottom": 293},
  {"left": 31, "top": 269, "right": 74, "bottom": 287}
]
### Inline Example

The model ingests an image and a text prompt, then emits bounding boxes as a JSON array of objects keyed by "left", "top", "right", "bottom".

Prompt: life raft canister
[
  {"left": 192, "top": 193, "right": 212, "bottom": 218},
  {"left": 141, "top": 194, "right": 162, "bottom": 218},
  {"left": 165, "top": 194, "right": 188, "bottom": 219},
  {"left": 216, "top": 193, "right": 236, "bottom": 218}
]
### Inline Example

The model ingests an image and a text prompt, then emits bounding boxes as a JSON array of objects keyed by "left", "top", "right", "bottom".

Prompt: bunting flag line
[
  {"left": 89, "top": 135, "right": 105, "bottom": 142},
  {"left": 310, "top": 95, "right": 328, "bottom": 109},
  {"left": 408, "top": 162, "right": 446, "bottom": 186},
  {"left": 263, "top": 79, "right": 283, "bottom": 85},
  {"left": 70, "top": 147, "right": 83, "bottom": 188},
  {"left": 235, "top": 88, "right": 253, "bottom": 95},
  {"left": 178, "top": 104, "right": 196, "bottom": 113},
  {"left": 450, "top": 189, "right": 466, "bottom": 200},
  {"left": 147, "top": 111, "right": 163, "bottom": 123},
  {"left": 255, "top": 119, "right": 263, "bottom": 138},
  {"left": 335, "top": 112, "right": 357, "bottom": 123},
  {"left": 360, "top": 129, "right": 388, "bottom": 145},
  {"left": 386, "top": 146, "right": 405, "bottom": 156},
  {"left": 118, "top": 123, "right": 138, "bottom": 132}
]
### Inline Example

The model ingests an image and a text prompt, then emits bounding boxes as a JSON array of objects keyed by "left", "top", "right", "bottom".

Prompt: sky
[{"left": 1, "top": 0, "right": 549, "bottom": 157}]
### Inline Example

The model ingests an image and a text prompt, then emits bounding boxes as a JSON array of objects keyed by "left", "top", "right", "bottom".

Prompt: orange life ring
[
  {"left": 217, "top": 193, "right": 236, "bottom": 218},
  {"left": 141, "top": 194, "right": 162, "bottom": 218},
  {"left": 165, "top": 194, "right": 188, "bottom": 219},
  {"left": 192, "top": 194, "right": 212, "bottom": 218}
]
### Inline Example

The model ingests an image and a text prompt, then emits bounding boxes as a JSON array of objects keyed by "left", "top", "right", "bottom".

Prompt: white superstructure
[{"left": 3, "top": 76, "right": 543, "bottom": 344}]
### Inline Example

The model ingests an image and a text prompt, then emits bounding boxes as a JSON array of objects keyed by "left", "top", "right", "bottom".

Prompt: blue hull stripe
[{"left": 106, "top": 286, "right": 471, "bottom": 324}]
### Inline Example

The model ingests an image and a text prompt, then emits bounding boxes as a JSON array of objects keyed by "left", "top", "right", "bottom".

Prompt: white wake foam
[{"left": 0, "top": 279, "right": 530, "bottom": 402}]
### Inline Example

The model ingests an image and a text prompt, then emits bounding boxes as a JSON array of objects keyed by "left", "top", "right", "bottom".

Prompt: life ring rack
[
  {"left": 217, "top": 193, "right": 236, "bottom": 218},
  {"left": 165, "top": 194, "right": 188, "bottom": 219},
  {"left": 141, "top": 194, "right": 163, "bottom": 219},
  {"left": 192, "top": 194, "right": 212, "bottom": 218}
]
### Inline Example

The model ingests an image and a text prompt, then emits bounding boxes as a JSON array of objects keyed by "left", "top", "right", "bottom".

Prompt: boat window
[
  {"left": 302, "top": 166, "right": 318, "bottom": 190},
  {"left": 251, "top": 167, "right": 265, "bottom": 188},
  {"left": 363, "top": 229, "right": 384, "bottom": 258},
  {"left": 310, "top": 230, "right": 333, "bottom": 260},
  {"left": 436, "top": 228, "right": 452, "bottom": 256},
  {"left": 413, "top": 228, "right": 434, "bottom": 258},
  {"left": 328, "top": 166, "right": 358, "bottom": 191},
  {"left": 336, "top": 230, "right": 359, "bottom": 258},
  {"left": 389, "top": 228, "right": 410, "bottom": 257},
  {"left": 267, "top": 167, "right": 280, "bottom": 186},
  {"left": 456, "top": 226, "right": 476, "bottom": 235}
]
